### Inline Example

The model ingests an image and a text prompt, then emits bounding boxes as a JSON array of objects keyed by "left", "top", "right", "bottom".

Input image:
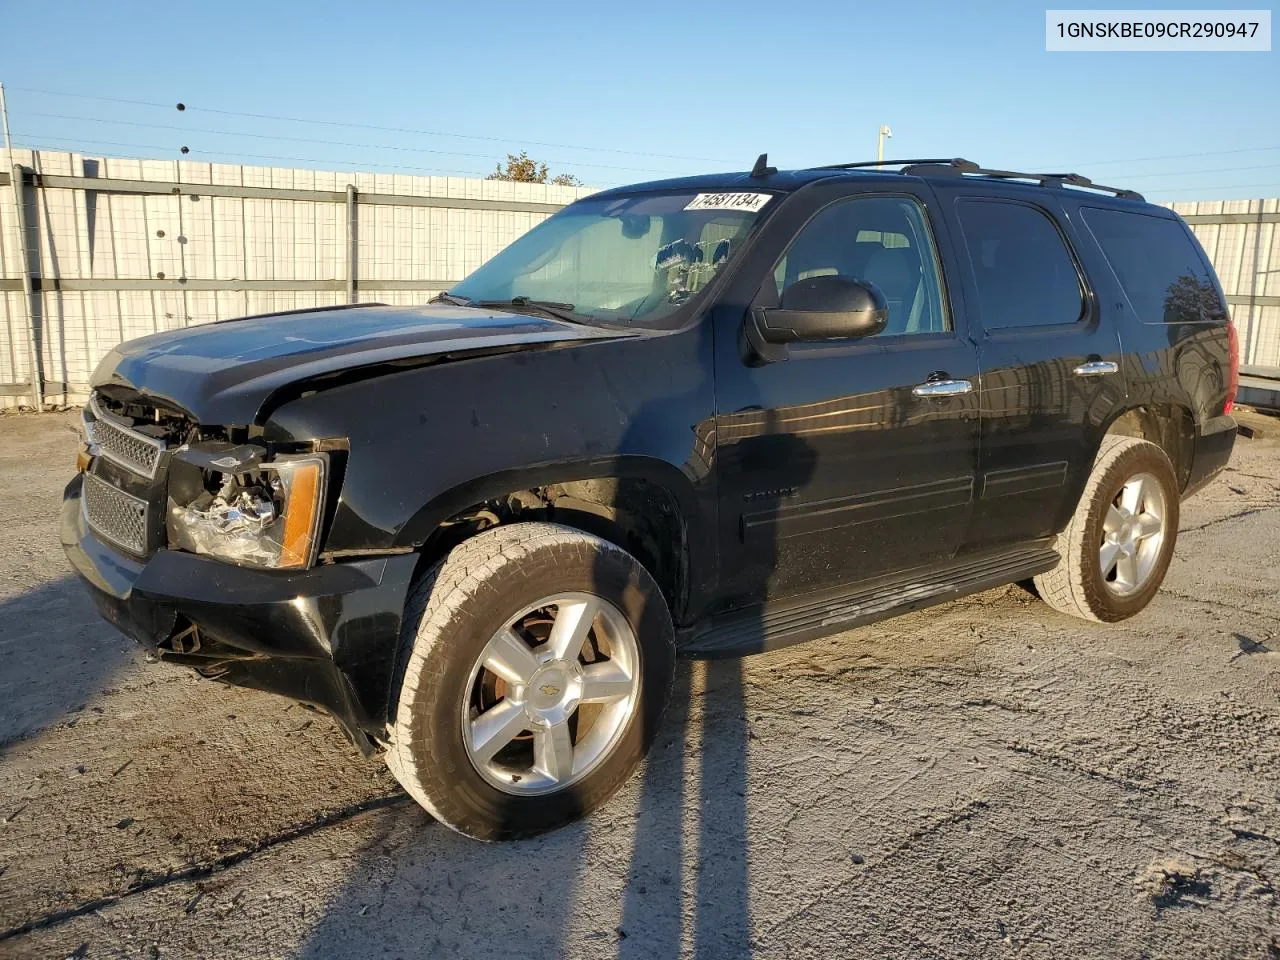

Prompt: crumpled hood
[{"left": 91, "top": 303, "right": 626, "bottom": 425}]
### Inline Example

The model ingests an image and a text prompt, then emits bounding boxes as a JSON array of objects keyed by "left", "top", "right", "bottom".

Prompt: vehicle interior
[{"left": 765, "top": 195, "right": 949, "bottom": 335}]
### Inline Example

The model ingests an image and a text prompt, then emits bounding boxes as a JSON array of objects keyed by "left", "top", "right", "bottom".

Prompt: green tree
[{"left": 486, "top": 151, "right": 583, "bottom": 187}]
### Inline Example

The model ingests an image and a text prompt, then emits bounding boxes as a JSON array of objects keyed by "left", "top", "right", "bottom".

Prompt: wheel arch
[
  {"left": 1102, "top": 403, "right": 1195, "bottom": 491},
  {"left": 395, "top": 457, "right": 706, "bottom": 623}
]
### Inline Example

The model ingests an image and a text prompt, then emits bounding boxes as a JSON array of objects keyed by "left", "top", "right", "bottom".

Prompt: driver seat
[{"left": 861, "top": 246, "right": 923, "bottom": 335}]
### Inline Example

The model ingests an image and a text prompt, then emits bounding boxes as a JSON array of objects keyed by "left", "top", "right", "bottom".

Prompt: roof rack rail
[
  {"left": 818, "top": 157, "right": 1144, "bottom": 201},
  {"left": 910, "top": 158, "right": 1144, "bottom": 201},
  {"left": 817, "top": 158, "right": 966, "bottom": 170}
]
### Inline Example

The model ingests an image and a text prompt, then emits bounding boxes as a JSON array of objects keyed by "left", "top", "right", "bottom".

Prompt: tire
[
  {"left": 1033, "top": 436, "right": 1180, "bottom": 623},
  {"left": 385, "top": 522, "right": 675, "bottom": 841}
]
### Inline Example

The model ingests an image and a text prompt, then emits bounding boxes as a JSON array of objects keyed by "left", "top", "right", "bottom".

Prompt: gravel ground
[{"left": 1, "top": 411, "right": 1277, "bottom": 959}]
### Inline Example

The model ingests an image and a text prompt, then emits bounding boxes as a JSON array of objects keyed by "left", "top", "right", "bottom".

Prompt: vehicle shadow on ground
[
  {"left": 619, "top": 659, "right": 752, "bottom": 958},
  {"left": 0, "top": 575, "right": 135, "bottom": 751},
  {"left": 293, "top": 659, "right": 753, "bottom": 959},
  {"left": 299, "top": 302, "right": 812, "bottom": 957},
  {"left": 300, "top": 468, "right": 806, "bottom": 954}
]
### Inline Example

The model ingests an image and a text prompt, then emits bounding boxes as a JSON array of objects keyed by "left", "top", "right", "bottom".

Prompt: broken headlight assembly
[{"left": 167, "top": 452, "right": 328, "bottom": 570}]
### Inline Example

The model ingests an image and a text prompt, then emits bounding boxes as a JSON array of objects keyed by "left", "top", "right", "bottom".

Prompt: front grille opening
[
  {"left": 92, "top": 388, "right": 199, "bottom": 447},
  {"left": 82, "top": 472, "right": 149, "bottom": 555},
  {"left": 88, "top": 410, "right": 164, "bottom": 478}
]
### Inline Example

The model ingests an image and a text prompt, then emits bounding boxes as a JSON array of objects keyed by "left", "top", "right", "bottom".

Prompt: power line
[
  {"left": 9, "top": 131, "right": 595, "bottom": 181},
  {"left": 6, "top": 86, "right": 170, "bottom": 110},
  {"left": 21, "top": 111, "right": 687, "bottom": 175},
  {"left": 1108, "top": 163, "right": 1280, "bottom": 182},
  {"left": 5, "top": 84, "right": 733, "bottom": 164},
  {"left": 11, "top": 85, "right": 1280, "bottom": 177},
  {"left": 11, "top": 134, "right": 492, "bottom": 176},
  {"left": 1042, "top": 145, "right": 1280, "bottom": 169},
  {"left": 15, "top": 85, "right": 1279, "bottom": 178},
  {"left": 1154, "top": 180, "right": 1280, "bottom": 192},
  {"left": 14, "top": 122, "right": 1278, "bottom": 197}
]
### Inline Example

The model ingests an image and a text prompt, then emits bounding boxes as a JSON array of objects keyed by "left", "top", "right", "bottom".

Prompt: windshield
[{"left": 447, "top": 190, "right": 774, "bottom": 327}]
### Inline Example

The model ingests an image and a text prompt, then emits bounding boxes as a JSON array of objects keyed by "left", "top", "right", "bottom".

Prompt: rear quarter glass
[{"left": 1079, "top": 207, "right": 1228, "bottom": 325}]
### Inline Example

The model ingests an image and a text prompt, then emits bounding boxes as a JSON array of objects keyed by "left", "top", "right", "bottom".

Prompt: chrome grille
[
  {"left": 86, "top": 395, "right": 165, "bottom": 479},
  {"left": 83, "top": 472, "right": 149, "bottom": 555}
]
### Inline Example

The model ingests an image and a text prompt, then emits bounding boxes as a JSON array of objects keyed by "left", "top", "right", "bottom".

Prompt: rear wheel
[
  {"left": 386, "top": 522, "right": 675, "bottom": 841},
  {"left": 1034, "top": 436, "right": 1179, "bottom": 622}
]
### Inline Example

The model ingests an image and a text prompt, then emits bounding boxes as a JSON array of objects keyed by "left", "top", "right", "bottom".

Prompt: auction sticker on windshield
[{"left": 684, "top": 193, "right": 773, "bottom": 212}]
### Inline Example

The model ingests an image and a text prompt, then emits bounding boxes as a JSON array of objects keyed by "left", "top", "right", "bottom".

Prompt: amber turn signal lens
[
  {"left": 278, "top": 460, "right": 323, "bottom": 569},
  {"left": 76, "top": 447, "right": 93, "bottom": 473}
]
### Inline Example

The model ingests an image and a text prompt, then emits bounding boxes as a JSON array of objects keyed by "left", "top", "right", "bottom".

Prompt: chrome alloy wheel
[
  {"left": 461, "top": 593, "right": 641, "bottom": 796},
  {"left": 1100, "top": 472, "right": 1167, "bottom": 597}
]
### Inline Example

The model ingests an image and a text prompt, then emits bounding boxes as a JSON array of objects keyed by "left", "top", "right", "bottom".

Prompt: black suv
[{"left": 63, "top": 157, "right": 1238, "bottom": 840}]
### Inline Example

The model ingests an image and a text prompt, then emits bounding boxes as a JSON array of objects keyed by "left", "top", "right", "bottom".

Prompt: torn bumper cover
[{"left": 61, "top": 473, "right": 419, "bottom": 752}]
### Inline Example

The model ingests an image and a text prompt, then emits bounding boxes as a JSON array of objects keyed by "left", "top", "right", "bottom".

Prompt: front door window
[{"left": 768, "top": 195, "right": 950, "bottom": 337}]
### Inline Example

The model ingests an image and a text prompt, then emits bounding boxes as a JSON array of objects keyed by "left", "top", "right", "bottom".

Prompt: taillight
[{"left": 1224, "top": 319, "right": 1240, "bottom": 415}]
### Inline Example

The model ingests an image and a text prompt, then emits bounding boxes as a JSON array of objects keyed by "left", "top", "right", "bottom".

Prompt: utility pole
[
  {"left": 877, "top": 124, "right": 892, "bottom": 164},
  {"left": 0, "top": 82, "right": 12, "bottom": 152},
  {"left": 1, "top": 84, "right": 39, "bottom": 407}
]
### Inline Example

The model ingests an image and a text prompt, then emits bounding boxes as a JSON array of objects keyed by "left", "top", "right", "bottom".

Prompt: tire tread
[
  {"left": 386, "top": 522, "right": 669, "bottom": 840},
  {"left": 1034, "top": 435, "right": 1176, "bottom": 623}
]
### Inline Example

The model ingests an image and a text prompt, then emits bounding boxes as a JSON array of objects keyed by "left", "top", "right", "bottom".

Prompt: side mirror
[
  {"left": 761, "top": 276, "right": 888, "bottom": 343},
  {"left": 742, "top": 275, "right": 889, "bottom": 363}
]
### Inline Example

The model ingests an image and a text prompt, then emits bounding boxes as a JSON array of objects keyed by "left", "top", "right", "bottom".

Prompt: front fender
[
  {"left": 261, "top": 326, "right": 720, "bottom": 591},
  {"left": 393, "top": 454, "right": 703, "bottom": 545}
]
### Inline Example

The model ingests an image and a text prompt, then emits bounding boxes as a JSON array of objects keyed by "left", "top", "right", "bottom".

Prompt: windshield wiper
[
  {"left": 474, "top": 297, "right": 583, "bottom": 324},
  {"left": 429, "top": 292, "right": 474, "bottom": 306}
]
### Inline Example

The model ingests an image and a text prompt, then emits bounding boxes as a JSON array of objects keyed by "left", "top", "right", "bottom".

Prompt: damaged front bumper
[{"left": 61, "top": 473, "right": 419, "bottom": 753}]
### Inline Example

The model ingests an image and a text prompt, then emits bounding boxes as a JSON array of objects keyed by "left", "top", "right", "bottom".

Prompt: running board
[{"left": 680, "top": 545, "right": 1059, "bottom": 658}]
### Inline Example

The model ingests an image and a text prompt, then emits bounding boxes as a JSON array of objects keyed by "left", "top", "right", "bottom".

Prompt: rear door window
[
  {"left": 1080, "top": 207, "right": 1227, "bottom": 324},
  {"left": 955, "top": 199, "right": 1085, "bottom": 330}
]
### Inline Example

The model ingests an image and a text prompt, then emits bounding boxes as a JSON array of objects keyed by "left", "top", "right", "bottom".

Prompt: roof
[
  {"left": 589, "top": 167, "right": 848, "bottom": 199},
  {"left": 590, "top": 158, "right": 1154, "bottom": 210}
]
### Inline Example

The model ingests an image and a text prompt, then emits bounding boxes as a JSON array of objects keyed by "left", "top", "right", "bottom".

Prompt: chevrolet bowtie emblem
[{"left": 539, "top": 684, "right": 561, "bottom": 697}]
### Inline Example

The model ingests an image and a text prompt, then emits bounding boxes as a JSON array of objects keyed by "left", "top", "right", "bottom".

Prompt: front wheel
[
  {"left": 386, "top": 522, "right": 675, "bottom": 841},
  {"left": 1034, "top": 436, "right": 1180, "bottom": 622}
]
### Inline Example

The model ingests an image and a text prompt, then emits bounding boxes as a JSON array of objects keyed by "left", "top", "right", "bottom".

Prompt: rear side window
[
  {"left": 955, "top": 199, "right": 1085, "bottom": 329},
  {"left": 1081, "top": 207, "right": 1227, "bottom": 325}
]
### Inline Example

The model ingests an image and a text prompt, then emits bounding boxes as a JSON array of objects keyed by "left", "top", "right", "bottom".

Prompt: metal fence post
[
  {"left": 1244, "top": 204, "right": 1264, "bottom": 366},
  {"left": 346, "top": 183, "right": 357, "bottom": 304},
  {"left": 10, "top": 164, "right": 42, "bottom": 409},
  {"left": 0, "top": 159, "right": 569, "bottom": 400}
]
